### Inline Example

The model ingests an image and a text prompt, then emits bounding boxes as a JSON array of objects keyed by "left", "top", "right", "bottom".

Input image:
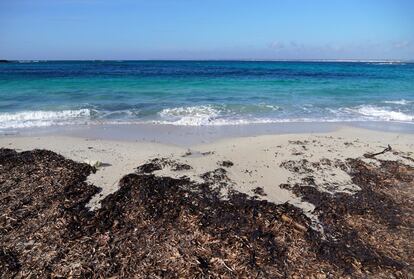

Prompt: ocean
[{"left": 0, "top": 60, "right": 413, "bottom": 130}]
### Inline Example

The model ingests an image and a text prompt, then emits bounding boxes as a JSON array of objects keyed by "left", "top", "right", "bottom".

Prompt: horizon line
[{"left": 3, "top": 58, "right": 413, "bottom": 63}]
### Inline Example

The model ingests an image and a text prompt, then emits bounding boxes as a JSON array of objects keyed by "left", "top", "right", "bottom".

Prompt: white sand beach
[{"left": 2, "top": 125, "right": 413, "bottom": 215}]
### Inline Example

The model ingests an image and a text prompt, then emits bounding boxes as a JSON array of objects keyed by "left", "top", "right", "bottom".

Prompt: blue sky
[{"left": 0, "top": 0, "right": 413, "bottom": 60}]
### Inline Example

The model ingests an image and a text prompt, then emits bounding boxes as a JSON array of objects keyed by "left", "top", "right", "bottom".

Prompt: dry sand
[{"left": 1, "top": 126, "right": 413, "bottom": 218}]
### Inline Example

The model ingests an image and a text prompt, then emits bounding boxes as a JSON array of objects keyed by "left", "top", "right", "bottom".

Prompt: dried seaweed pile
[
  {"left": 0, "top": 149, "right": 99, "bottom": 276},
  {"left": 290, "top": 158, "right": 414, "bottom": 278},
  {"left": 137, "top": 158, "right": 192, "bottom": 173},
  {"left": 1, "top": 148, "right": 413, "bottom": 278}
]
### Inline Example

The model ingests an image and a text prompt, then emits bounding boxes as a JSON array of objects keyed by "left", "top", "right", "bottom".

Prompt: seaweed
[
  {"left": 292, "top": 158, "right": 414, "bottom": 276},
  {"left": 1, "top": 148, "right": 413, "bottom": 278},
  {"left": 136, "top": 158, "right": 192, "bottom": 173},
  {"left": 219, "top": 160, "right": 234, "bottom": 168}
]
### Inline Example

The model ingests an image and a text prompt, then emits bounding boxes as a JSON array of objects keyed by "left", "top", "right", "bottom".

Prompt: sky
[{"left": 0, "top": 0, "right": 413, "bottom": 60}]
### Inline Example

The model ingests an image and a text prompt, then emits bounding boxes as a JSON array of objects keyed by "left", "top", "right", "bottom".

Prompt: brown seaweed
[{"left": 1, "top": 148, "right": 413, "bottom": 278}]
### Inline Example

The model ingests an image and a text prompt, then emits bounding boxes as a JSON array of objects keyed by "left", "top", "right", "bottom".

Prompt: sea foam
[
  {"left": 0, "top": 109, "right": 91, "bottom": 129},
  {"left": 352, "top": 106, "right": 413, "bottom": 122},
  {"left": 383, "top": 99, "right": 412, "bottom": 105},
  {"left": 158, "top": 105, "right": 221, "bottom": 126}
]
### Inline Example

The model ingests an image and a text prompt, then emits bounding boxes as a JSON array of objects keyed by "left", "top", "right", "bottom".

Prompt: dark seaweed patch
[
  {"left": 219, "top": 160, "right": 234, "bottom": 167},
  {"left": 137, "top": 157, "right": 192, "bottom": 173},
  {"left": 292, "top": 158, "right": 414, "bottom": 274},
  {"left": 1, "top": 148, "right": 413, "bottom": 278}
]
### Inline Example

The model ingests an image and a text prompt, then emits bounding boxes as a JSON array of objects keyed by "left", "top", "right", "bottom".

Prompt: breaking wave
[
  {"left": 157, "top": 105, "right": 221, "bottom": 126},
  {"left": 155, "top": 104, "right": 414, "bottom": 126},
  {"left": 350, "top": 105, "right": 413, "bottom": 122},
  {"left": 383, "top": 99, "right": 412, "bottom": 105},
  {"left": 0, "top": 109, "right": 91, "bottom": 129},
  {"left": 0, "top": 104, "right": 413, "bottom": 129}
]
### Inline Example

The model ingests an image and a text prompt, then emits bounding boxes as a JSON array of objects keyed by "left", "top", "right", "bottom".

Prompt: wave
[
  {"left": 156, "top": 105, "right": 414, "bottom": 126},
  {"left": 17, "top": 60, "right": 41, "bottom": 63},
  {"left": 0, "top": 109, "right": 91, "bottom": 129},
  {"left": 158, "top": 105, "right": 221, "bottom": 126},
  {"left": 0, "top": 104, "right": 413, "bottom": 129},
  {"left": 367, "top": 62, "right": 406, "bottom": 65},
  {"left": 350, "top": 105, "right": 413, "bottom": 122},
  {"left": 383, "top": 99, "right": 412, "bottom": 105},
  {"left": 154, "top": 105, "right": 410, "bottom": 126}
]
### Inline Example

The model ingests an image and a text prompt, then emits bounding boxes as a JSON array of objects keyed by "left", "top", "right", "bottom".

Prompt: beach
[
  {"left": 1, "top": 123, "right": 413, "bottom": 277},
  {"left": 2, "top": 0, "right": 413, "bottom": 276},
  {"left": 1, "top": 61, "right": 414, "bottom": 277},
  {"left": 2, "top": 124, "right": 414, "bottom": 211}
]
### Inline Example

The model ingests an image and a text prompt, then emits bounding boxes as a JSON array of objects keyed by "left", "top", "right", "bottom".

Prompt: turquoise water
[{"left": 0, "top": 60, "right": 413, "bottom": 129}]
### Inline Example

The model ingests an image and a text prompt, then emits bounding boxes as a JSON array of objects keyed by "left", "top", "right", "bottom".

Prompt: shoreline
[
  {"left": 1, "top": 120, "right": 414, "bottom": 146},
  {"left": 1, "top": 125, "right": 413, "bottom": 210}
]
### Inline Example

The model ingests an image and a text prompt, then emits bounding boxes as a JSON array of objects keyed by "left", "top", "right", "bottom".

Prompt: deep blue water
[{"left": 0, "top": 60, "right": 413, "bottom": 129}]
